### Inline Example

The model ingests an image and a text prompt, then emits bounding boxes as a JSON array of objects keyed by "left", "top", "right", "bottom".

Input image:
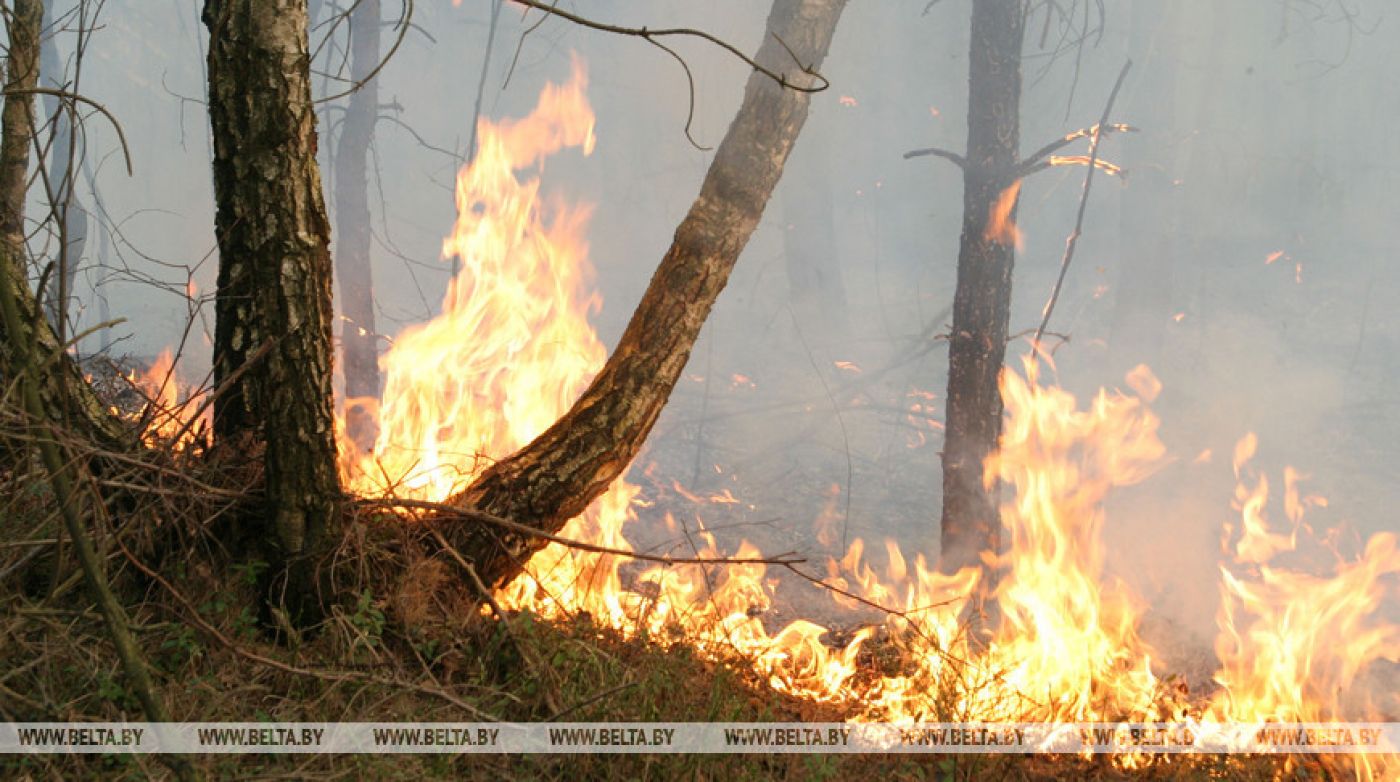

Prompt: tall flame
[
  {"left": 983, "top": 360, "right": 1167, "bottom": 722},
  {"left": 341, "top": 58, "right": 599, "bottom": 499},
  {"left": 132, "top": 349, "right": 210, "bottom": 450}
]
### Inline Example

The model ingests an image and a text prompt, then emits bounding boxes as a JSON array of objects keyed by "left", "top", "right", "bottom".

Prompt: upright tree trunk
[
  {"left": 0, "top": 0, "right": 127, "bottom": 453},
  {"left": 449, "top": 0, "right": 849, "bottom": 589},
  {"left": 0, "top": 0, "right": 40, "bottom": 246},
  {"left": 335, "top": 0, "right": 382, "bottom": 454},
  {"left": 939, "top": 0, "right": 1025, "bottom": 576},
  {"left": 204, "top": 0, "right": 341, "bottom": 604}
]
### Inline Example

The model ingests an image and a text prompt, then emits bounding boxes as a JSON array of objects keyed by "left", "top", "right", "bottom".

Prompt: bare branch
[
  {"left": 903, "top": 146, "right": 966, "bottom": 168},
  {"left": 1031, "top": 59, "right": 1131, "bottom": 357},
  {"left": 314, "top": 0, "right": 413, "bottom": 104},
  {"left": 1, "top": 87, "right": 132, "bottom": 175},
  {"left": 506, "top": 0, "right": 831, "bottom": 94},
  {"left": 360, "top": 497, "right": 808, "bottom": 567},
  {"left": 1019, "top": 121, "right": 1135, "bottom": 173}
]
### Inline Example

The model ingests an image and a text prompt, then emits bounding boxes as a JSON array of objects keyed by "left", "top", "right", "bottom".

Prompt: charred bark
[
  {"left": 0, "top": 0, "right": 129, "bottom": 455},
  {"left": 939, "top": 0, "right": 1025, "bottom": 575},
  {"left": 448, "top": 0, "right": 849, "bottom": 589},
  {"left": 334, "top": 0, "right": 382, "bottom": 454},
  {"left": 204, "top": 0, "right": 341, "bottom": 600}
]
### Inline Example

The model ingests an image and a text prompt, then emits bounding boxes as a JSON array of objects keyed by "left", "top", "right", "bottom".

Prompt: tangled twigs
[
  {"left": 110, "top": 529, "right": 499, "bottom": 721},
  {"left": 0, "top": 242, "right": 195, "bottom": 779},
  {"left": 507, "top": 0, "right": 830, "bottom": 93},
  {"left": 506, "top": 0, "right": 830, "bottom": 148}
]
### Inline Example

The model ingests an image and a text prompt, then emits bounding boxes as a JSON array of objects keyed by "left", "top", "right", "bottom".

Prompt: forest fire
[
  {"left": 128, "top": 349, "right": 210, "bottom": 451},
  {"left": 335, "top": 63, "right": 1398, "bottom": 774}
]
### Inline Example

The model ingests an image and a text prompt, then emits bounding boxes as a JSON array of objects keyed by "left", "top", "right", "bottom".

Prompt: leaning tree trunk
[
  {"left": 939, "top": 0, "right": 1025, "bottom": 576},
  {"left": 204, "top": 0, "right": 341, "bottom": 608},
  {"left": 334, "top": 0, "right": 382, "bottom": 454},
  {"left": 0, "top": 0, "right": 128, "bottom": 455},
  {"left": 449, "top": 0, "right": 849, "bottom": 589}
]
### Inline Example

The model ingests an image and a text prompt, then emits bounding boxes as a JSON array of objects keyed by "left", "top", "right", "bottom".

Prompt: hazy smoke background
[{"left": 47, "top": 1, "right": 1399, "bottom": 641}]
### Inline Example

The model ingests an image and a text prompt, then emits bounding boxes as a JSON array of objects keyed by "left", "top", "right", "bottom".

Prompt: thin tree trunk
[
  {"left": 204, "top": 0, "right": 341, "bottom": 607},
  {"left": 939, "top": 0, "right": 1025, "bottom": 575},
  {"left": 0, "top": 0, "right": 40, "bottom": 244},
  {"left": 449, "top": 0, "right": 849, "bottom": 589},
  {"left": 335, "top": 0, "right": 381, "bottom": 454},
  {"left": 0, "top": 0, "right": 128, "bottom": 454}
]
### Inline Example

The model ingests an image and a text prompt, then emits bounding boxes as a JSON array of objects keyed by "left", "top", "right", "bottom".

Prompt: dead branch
[
  {"left": 0, "top": 87, "right": 133, "bottom": 175},
  {"left": 1019, "top": 121, "right": 1135, "bottom": 173},
  {"left": 507, "top": 0, "right": 831, "bottom": 148},
  {"left": 507, "top": 0, "right": 830, "bottom": 94},
  {"left": 360, "top": 497, "right": 807, "bottom": 568},
  {"left": 902, "top": 146, "right": 966, "bottom": 168},
  {"left": 1031, "top": 59, "right": 1131, "bottom": 356},
  {"left": 313, "top": 0, "right": 413, "bottom": 104}
]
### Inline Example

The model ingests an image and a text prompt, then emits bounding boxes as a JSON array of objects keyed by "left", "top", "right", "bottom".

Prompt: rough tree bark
[
  {"left": 0, "top": 0, "right": 40, "bottom": 252},
  {"left": 334, "top": 0, "right": 381, "bottom": 454},
  {"left": 0, "top": 0, "right": 128, "bottom": 453},
  {"left": 939, "top": 0, "right": 1025, "bottom": 575},
  {"left": 204, "top": 0, "right": 341, "bottom": 600},
  {"left": 448, "top": 0, "right": 849, "bottom": 589}
]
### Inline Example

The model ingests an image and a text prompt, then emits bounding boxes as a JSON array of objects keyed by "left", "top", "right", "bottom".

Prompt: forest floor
[{"left": 0, "top": 357, "right": 1339, "bottom": 781}]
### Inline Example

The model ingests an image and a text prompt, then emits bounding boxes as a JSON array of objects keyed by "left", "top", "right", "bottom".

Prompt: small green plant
[
  {"left": 94, "top": 672, "right": 138, "bottom": 712},
  {"left": 232, "top": 606, "right": 260, "bottom": 640},
  {"left": 231, "top": 559, "right": 268, "bottom": 586},
  {"left": 158, "top": 627, "right": 203, "bottom": 671},
  {"left": 803, "top": 753, "right": 841, "bottom": 781},
  {"left": 343, "top": 588, "right": 386, "bottom": 659}
]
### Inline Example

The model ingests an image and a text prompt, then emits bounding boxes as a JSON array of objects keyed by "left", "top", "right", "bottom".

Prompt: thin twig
[
  {"left": 1031, "top": 59, "right": 1131, "bottom": 357},
  {"left": 546, "top": 681, "right": 639, "bottom": 722},
  {"left": 1, "top": 87, "right": 132, "bottom": 175},
  {"left": 314, "top": 0, "right": 413, "bottom": 104},
  {"left": 903, "top": 146, "right": 966, "bottom": 168},
  {"left": 1019, "top": 121, "right": 1135, "bottom": 174},
  {"left": 506, "top": 0, "right": 830, "bottom": 94},
  {"left": 361, "top": 497, "right": 807, "bottom": 567}
]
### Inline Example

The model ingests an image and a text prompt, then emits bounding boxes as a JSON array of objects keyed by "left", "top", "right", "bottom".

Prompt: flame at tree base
[{"left": 333, "top": 61, "right": 1398, "bottom": 777}]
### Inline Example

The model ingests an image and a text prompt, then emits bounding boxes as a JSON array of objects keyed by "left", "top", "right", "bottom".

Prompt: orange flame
[
  {"left": 340, "top": 57, "right": 599, "bottom": 499},
  {"left": 983, "top": 180, "right": 1023, "bottom": 250},
  {"left": 133, "top": 349, "right": 209, "bottom": 450}
]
